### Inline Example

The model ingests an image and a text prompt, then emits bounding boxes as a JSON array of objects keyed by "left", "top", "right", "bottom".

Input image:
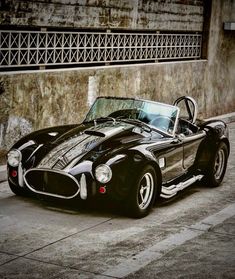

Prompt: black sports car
[{"left": 7, "top": 96, "right": 229, "bottom": 218}]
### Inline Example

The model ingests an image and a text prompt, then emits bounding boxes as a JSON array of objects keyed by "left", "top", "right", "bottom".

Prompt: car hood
[{"left": 36, "top": 121, "right": 157, "bottom": 170}]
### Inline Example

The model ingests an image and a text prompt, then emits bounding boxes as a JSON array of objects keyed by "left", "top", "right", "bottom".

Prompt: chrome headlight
[
  {"left": 7, "top": 149, "right": 22, "bottom": 167},
  {"left": 95, "top": 164, "right": 112, "bottom": 183}
]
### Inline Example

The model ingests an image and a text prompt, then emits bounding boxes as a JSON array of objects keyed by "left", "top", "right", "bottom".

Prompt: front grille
[{"left": 24, "top": 169, "right": 80, "bottom": 199}]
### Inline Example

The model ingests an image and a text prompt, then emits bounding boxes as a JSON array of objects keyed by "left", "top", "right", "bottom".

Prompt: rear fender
[{"left": 196, "top": 120, "right": 230, "bottom": 170}]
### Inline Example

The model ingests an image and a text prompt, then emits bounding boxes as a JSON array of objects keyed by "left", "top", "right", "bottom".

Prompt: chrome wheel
[
  {"left": 204, "top": 142, "right": 228, "bottom": 188},
  {"left": 128, "top": 165, "right": 157, "bottom": 218},
  {"left": 138, "top": 172, "right": 154, "bottom": 210},
  {"left": 214, "top": 148, "right": 225, "bottom": 180}
]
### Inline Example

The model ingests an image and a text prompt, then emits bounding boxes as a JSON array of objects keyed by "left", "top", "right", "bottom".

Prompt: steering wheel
[
  {"left": 150, "top": 116, "right": 175, "bottom": 133},
  {"left": 109, "top": 109, "right": 147, "bottom": 121}
]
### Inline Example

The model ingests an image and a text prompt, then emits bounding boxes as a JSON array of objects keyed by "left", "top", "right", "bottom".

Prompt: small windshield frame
[{"left": 84, "top": 97, "right": 179, "bottom": 136}]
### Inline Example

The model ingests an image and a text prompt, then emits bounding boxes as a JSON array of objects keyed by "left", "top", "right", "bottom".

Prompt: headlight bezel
[
  {"left": 7, "top": 149, "right": 22, "bottom": 167},
  {"left": 95, "top": 164, "right": 112, "bottom": 184}
]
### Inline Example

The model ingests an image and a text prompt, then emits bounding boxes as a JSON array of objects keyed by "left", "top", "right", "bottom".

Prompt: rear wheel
[
  {"left": 204, "top": 142, "right": 228, "bottom": 187},
  {"left": 127, "top": 165, "right": 158, "bottom": 218}
]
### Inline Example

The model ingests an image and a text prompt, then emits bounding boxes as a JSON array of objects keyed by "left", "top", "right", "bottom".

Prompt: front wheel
[
  {"left": 127, "top": 165, "right": 158, "bottom": 218},
  {"left": 204, "top": 142, "right": 228, "bottom": 187}
]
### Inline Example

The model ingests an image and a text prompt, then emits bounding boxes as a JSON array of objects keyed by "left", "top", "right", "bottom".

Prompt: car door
[
  {"left": 158, "top": 140, "right": 184, "bottom": 182},
  {"left": 173, "top": 96, "right": 206, "bottom": 171},
  {"left": 149, "top": 133, "right": 184, "bottom": 183},
  {"left": 181, "top": 130, "right": 206, "bottom": 170}
]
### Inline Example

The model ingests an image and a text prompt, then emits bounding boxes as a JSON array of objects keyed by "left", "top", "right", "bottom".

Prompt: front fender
[
  {"left": 11, "top": 124, "right": 77, "bottom": 150},
  {"left": 101, "top": 150, "right": 161, "bottom": 201}
]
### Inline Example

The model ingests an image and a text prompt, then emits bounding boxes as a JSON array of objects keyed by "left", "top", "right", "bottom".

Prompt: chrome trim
[
  {"left": 160, "top": 174, "right": 203, "bottom": 198},
  {"left": 48, "top": 132, "right": 58, "bottom": 136},
  {"left": 106, "top": 154, "right": 126, "bottom": 165},
  {"left": 172, "top": 108, "right": 180, "bottom": 137},
  {"left": 19, "top": 140, "right": 35, "bottom": 151},
  {"left": 189, "top": 97, "right": 198, "bottom": 124},
  {"left": 80, "top": 174, "right": 87, "bottom": 200},
  {"left": 18, "top": 162, "right": 24, "bottom": 187},
  {"left": 173, "top": 96, "right": 198, "bottom": 124},
  {"left": 27, "top": 144, "right": 43, "bottom": 161},
  {"left": 181, "top": 131, "right": 206, "bottom": 143},
  {"left": 24, "top": 168, "right": 80, "bottom": 199},
  {"left": 158, "top": 157, "right": 166, "bottom": 169}
]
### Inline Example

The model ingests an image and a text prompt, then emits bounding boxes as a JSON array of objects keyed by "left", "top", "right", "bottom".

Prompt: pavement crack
[
  {"left": 1, "top": 253, "right": 119, "bottom": 279},
  {"left": 0, "top": 217, "right": 114, "bottom": 269},
  {"left": 0, "top": 254, "right": 22, "bottom": 267},
  {"left": 22, "top": 217, "right": 114, "bottom": 258}
]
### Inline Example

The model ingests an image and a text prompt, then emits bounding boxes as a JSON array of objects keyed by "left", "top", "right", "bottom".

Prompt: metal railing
[{"left": 0, "top": 30, "right": 202, "bottom": 69}]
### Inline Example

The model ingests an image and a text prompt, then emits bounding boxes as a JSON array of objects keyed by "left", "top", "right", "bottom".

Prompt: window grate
[{"left": 0, "top": 30, "right": 202, "bottom": 69}]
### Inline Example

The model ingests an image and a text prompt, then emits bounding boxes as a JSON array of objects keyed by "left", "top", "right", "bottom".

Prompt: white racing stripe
[{"left": 102, "top": 203, "right": 235, "bottom": 278}]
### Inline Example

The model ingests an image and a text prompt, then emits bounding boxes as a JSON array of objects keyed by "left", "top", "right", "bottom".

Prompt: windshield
[{"left": 84, "top": 97, "right": 179, "bottom": 135}]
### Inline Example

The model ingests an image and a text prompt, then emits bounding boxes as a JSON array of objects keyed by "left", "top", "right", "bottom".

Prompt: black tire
[
  {"left": 127, "top": 165, "right": 158, "bottom": 218},
  {"left": 204, "top": 142, "right": 228, "bottom": 187},
  {"left": 8, "top": 180, "right": 29, "bottom": 196}
]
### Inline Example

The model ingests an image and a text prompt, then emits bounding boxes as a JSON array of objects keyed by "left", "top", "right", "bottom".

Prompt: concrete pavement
[{"left": 0, "top": 122, "right": 234, "bottom": 278}]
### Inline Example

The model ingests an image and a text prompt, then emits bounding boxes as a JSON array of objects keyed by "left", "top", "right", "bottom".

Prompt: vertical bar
[
  {"left": 53, "top": 33, "right": 56, "bottom": 64},
  {"left": 27, "top": 32, "right": 30, "bottom": 65},
  {"left": 45, "top": 32, "right": 48, "bottom": 65},
  {"left": 36, "top": 32, "right": 39, "bottom": 65},
  {"left": 62, "top": 33, "right": 64, "bottom": 63},
  {"left": 18, "top": 32, "right": 21, "bottom": 65},
  {"left": 69, "top": 33, "right": 72, "bottom": 63}
]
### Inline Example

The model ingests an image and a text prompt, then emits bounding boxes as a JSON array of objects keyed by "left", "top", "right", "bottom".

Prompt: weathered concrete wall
[
  {"left": 0, "top": 0, "right": 204, "bottom": 31},
  {"left": 204, "top": 0, "right": 235, "bottom": 116}
]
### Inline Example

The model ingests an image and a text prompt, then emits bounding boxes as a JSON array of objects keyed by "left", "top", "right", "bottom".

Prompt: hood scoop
[{"left": 84, "top": 130, "right": 105, "bottom": 137}]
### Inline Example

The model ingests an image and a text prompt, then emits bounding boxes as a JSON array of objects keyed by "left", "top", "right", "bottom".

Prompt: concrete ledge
[
  {"left": 207, "top": 112, "right": 235, "bottom": 123},
  {"left": 0, "top": 111, "right": 234, "bottom": 183}
]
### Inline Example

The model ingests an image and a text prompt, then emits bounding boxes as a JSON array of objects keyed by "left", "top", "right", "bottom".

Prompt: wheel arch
[
  {"left": 106, "top": 149, "right": 162, "bottom": 202},
  {"left": 147, "top": 160, "right": 162, "bottom": 198},
  {"left": 196, "top": 135, "right": 230, "bottom": 173}
]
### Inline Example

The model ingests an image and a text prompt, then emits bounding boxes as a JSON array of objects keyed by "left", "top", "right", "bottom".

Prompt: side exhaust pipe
[{"left": 160, "top": 174, "right": 204, "bottom": 198}]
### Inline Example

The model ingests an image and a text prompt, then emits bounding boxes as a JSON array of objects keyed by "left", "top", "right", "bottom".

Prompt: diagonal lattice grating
[{"left": 0, "top": 30, "right": 202, "bottom": 69}]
